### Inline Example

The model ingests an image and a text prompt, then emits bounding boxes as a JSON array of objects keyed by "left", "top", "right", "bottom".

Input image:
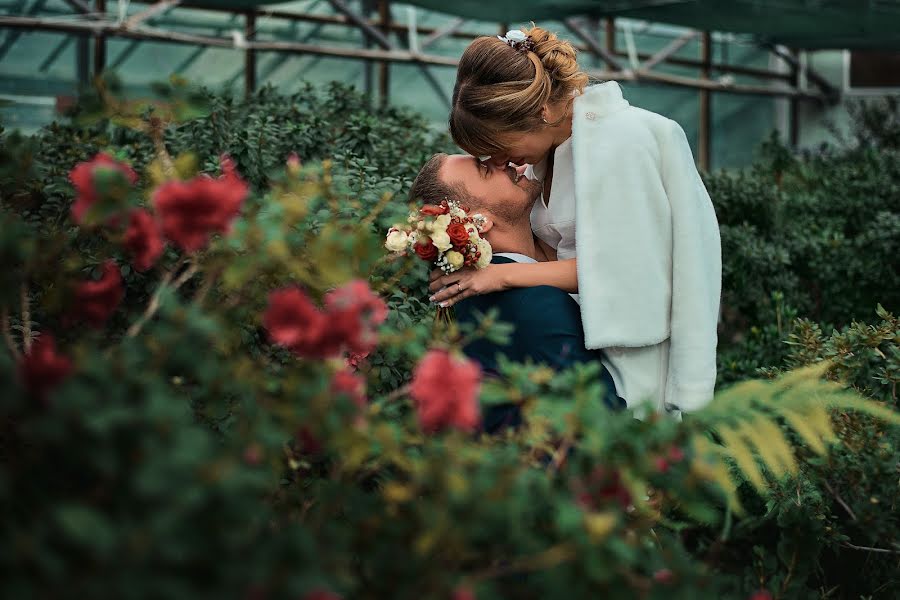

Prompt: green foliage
[{"left": 0, "top": 83, "right": 897, "bottom": 600}]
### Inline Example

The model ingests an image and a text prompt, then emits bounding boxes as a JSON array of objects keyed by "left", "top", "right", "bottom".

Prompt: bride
[{"left": 429, "top": 25, "right": 722, "bottom": 417}]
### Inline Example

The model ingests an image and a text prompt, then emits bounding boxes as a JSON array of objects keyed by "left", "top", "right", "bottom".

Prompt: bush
[{"left": 0, "top": 82, "right": 897, "bottom": 599}]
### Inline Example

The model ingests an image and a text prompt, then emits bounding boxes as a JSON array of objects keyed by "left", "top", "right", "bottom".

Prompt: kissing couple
[{"left": 409, "top": 25, "right": 722, "bottom": 428}]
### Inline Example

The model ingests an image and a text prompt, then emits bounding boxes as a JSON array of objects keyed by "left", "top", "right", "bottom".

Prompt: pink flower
[
  {"left": 264, "top": 288, "right": 339, "bottom": 359},
  {"left": 653, "top": 456, "right": 670, "bottom": 474},
  {"left": 574, "top": 466, "right": 632, "bottom": 510},
  {"left": 72, "top": 260, "right": 124, "bottom": 327},
  {"left": 331, "top": 368, "right": 367, "bottom": 408},
  {"left": 123, "top": 209, "right": 165, "bottom": 272},
  {"left": 324, "top": 280, "right": 388, "bottom": 355},
  {"left": 152, "top": 155, "right": 248, "bottom": 252},
  {"left": 347, "top": 351, "right": 369, "bottom": 370},
  {"left": 69, "top": 153, "right": 138, "bottom": 224},
  {"left": 748, "top": 591, "right": 773, "bottom": 600},
  {"left": 653, "top": 569, "right": 674, "bottom": 584},
  {"left": 410, "top": 350, "right": 481, "bottom": 433},
  {"left": 17, "top": 334, "right": 73, "bottom": 401}
]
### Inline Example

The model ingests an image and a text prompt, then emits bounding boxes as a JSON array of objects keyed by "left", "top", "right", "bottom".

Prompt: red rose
[
  {"left": 324, "top": 280, "right": 388, "bottom": 355},
  {"left": 414, "top": 239, "right": 438, "bottom": 262},
  {"left": 410, "top": 350, "right": 481, "bottom": 433},
  {"left": 447, "top": 221, "right": 470, "bottom": 248},
  {"left": 17, "top": 334, "right": 73, "bottom": 401},
  {"left": 331, "top": 368, "right": 367, "bottom": 408},
  {"left": 264, "top": 288, "right": 340, "bottom": 358},
  {"left": 153, "top": 155, "right": 248, "bottom": 252},
  {"left": 72, "top": 260, "right": 124, "bottom": 327},
  {"left": 653, "top": 569, "right": 674, "bottom": 585},
  {"left": 749, "top": 592, "right": 773, "bottom": 600},
  {"left": 123, "top": 209, "right": 165, "bottom": 272},
  {"left": 419, "top": 202, "right": 449, "bottom": 216},
  {"left": 69, "top": 153, "right": 138, "bottom": 225}
]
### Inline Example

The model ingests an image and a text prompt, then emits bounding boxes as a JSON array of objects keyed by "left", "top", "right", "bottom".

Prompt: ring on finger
[{"left": 456, "top": 282, "right": 462, "bottom": 293}]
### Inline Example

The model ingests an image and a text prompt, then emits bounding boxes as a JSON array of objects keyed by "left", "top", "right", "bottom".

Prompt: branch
[
  {"left": 1, "top": 307, "right": 22, "bottom": 361},
  {"left": 126, "top": 259, "right": 198, "bottom": 338},
  {"left": 822, "top": 479, "right": 857, "bottom": 521},
  {"left": 20, "top": 285, "right": 32, "bottom": 352},
  {"left": 841, "top": 542, "right": 900, "bottom": 555}
]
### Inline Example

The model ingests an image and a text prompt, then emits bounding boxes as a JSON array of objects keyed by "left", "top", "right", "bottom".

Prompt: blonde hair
[{"left": 450, "top": 25, "right": 589, "bottom": 158}]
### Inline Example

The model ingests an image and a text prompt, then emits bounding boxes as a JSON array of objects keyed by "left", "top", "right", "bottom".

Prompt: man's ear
[{"left": 478, "top": 217, "right": 494, "bottom": 234}]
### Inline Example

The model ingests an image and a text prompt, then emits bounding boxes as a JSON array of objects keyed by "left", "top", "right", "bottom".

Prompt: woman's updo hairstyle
[{"left": 450, "top": 25, "right": 589, "bottom": 158}]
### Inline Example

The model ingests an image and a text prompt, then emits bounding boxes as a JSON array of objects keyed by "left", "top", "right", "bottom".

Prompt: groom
[{"left": 408, "top": 153, "right": 624, "bottom": 431}]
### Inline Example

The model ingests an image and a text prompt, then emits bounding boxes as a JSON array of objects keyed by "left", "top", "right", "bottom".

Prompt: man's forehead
[{"left": 442, "top": 154, "right": 479, "bottom": 181}]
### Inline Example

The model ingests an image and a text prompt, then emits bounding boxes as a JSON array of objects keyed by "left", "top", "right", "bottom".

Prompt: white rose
[
  {"left": 476, "top": 238, "right": 493, "bottom": 269},
  {"left": 444, "top": 250, "right": 465, "bottom": 271},
  {"left": 384, "top": 228, "right": 409, "bottom": 253},
  {"left": 433, "top": 214, "right": 451, "bottom": 232},
  {"left": 431, "top": 229, "right": 452, "bottom": 252},
  {"left": 505, "top": 29, "right": 527, "bottom": 42}
]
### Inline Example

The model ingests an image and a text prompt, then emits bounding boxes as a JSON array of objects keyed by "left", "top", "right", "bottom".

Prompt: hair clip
[{"left": 497, "top": 29, "right": 535, "bottom": 54}]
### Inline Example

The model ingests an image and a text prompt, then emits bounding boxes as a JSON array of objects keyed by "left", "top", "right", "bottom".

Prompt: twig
[
  {"left": 1, "top": 307, "right": 22, "bottom": 361},
  {"left": 126, "top": 259, "right": 197, "bottom": 338},
  {"left": 841, "top": 542, "right": 900, "bottom": 555},
  {"left": 20, "top": 284, "right": 32, "bottom": 352},
  {"left": 468, "top": 542, "right": 577, "bottom": 583},
  {"left": 380, "top": 383, "right": 410, "bottom": 403},
  {"left": 545, "top": 434, "right": 574, "bottom": 476},
  {"left": 822, "top": 479, "right": 857, "bottom": 521}
]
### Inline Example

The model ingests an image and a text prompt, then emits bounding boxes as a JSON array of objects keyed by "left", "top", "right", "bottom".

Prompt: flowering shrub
[{"left": 0, "top": 82, "right": 897, "bottom": 599}]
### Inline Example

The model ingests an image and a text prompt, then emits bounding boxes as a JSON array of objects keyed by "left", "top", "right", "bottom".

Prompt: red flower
[
  {"left": 331, "top": 368, "right": 367, "bottom": 408},
  {"left": 653, "top": 569, "right": 674, "bottom": 584},
  {"left": 667, "top": 445, "right": 686, "bottom": 463},
  {"left": 575, "top": 466, "right": 632, "bottom": 510},
  {"left": 410, "top": 350, "right": 481, "bottom": 433},
  {"left": 347, "top": 351, "right": 369, "bottom": 370},
  {"left": 414, "top": 239, "right": 438, "bottom": 262},
  {"left": 447, "top": 221, "right": 470, "bottom": 248},
  {"left": 324, "top": 280, "right": 388, "bottom": 355},
  {"left": 264, "top": 288, "right": 339, "bottom": 359},
  {"left": 69, "top": 153, "right": 138, "bottom": 224},
  {"left": 419, "top": 202, "right": 449, "bottom": 216},
  {"left": 296, "top": 426, "right": 324, "bottom": 456},
  {"left": 152, "top": 155, "right": 248, "bottom": 252},
  {"left": 452, "top": 586, "right": 476, "bottom": 600},
  {"left": 302, "top": 589, "right": 342, "bottom": 600},
  {"left": 749, "top": 592, "right": 773, "bottom": 600},
  {"left": 123, "top": 209, "right": 165, "bottom": 272},
  {"left": 653, "top": 456, "right": 670, "bottom": 474},
  {"left": 243, "top": 443, "right": 263, "bottom": 466},
  {"left": 73, "top": 260, "right": 124, "bottom": 327},
  {"left": 17, "top": 334, "right": 73, "bottom": 401}
]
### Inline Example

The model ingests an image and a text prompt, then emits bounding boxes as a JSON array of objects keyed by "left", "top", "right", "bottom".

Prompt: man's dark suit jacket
[{"left": 454, "top": 255, "right": 625, "bottom": 433}]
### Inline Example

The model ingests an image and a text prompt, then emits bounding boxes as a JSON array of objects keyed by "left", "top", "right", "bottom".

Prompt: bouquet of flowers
[{"left": 384, "top": 199, "right": 492, "bottom": 273}]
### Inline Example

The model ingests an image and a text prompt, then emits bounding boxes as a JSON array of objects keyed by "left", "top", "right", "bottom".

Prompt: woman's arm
[{"left": 428, "top": 258, "right": 578, "bottom": 307}]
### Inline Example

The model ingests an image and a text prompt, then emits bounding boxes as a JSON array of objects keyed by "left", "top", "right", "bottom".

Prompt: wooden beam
[
  {"left": 698, "top": 31, "right": 711, "bottom": 171},
  {"left": 564, "top": 17, "right": 622, "bottom": 71},
  {"left": 328, "top": 0, "right": 393, "bottom": 50},
  {"left": 0, "top": 14, "right": 825, "bottom": 101},
  {"left": 244, "top": 10, "right": 256, "bottom": 98},
  {"left": 378, "top": 0, "right": 390, "bottom": 107},
  {"left": 125, "top": 1, "right": 181, "bottom": 29},
  {"left": 420, "top": 17, "right": 465, "bottom": 50},
  {"left": 93, "top": 0, "right": 105, "bottom": 76},
  {"left": 63, "top": 0, "right": 92, "bottom": 14},
  {"left": 642, "top": 31, "right": 697, "bottom": 71}
]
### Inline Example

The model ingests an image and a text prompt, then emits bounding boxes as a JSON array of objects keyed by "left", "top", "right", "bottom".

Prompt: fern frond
[
  {"left": 716, "top": 425, "right": 767, "bottom": 493},
  {"left": 779, "top": 406, "right": 834, "bottom": 455}
]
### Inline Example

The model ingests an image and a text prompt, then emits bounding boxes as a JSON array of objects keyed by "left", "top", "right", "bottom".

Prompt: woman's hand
[{"left": 428, "top": 265, "right": 509, "bottom": 307}]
